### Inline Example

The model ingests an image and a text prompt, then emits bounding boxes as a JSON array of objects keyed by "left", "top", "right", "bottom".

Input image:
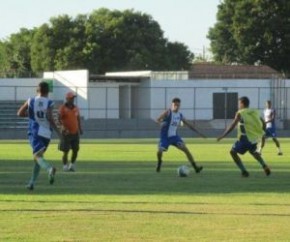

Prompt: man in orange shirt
[{"left": 59, "top": 92, "right": 83, "bottom": 172}]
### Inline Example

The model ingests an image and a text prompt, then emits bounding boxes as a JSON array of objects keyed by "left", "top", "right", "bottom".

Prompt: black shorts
[{"left": 59, "top": 133, "right": 80, "bottom": 152}]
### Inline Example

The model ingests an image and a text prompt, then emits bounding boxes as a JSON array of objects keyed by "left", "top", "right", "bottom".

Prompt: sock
[
  {"left": 235, "top": 160, "right": 247, "bottom": 172},
  {"left": 256, "top": 157, "right": 266, "bottom": 168},
  {"left": 278, "top": 147, "right": 282, "bottom": 153},
  {"left": 36, "top": 157, "right": 51, "bottom": 172},
  {"left": 28, "top": 163, "right": 41, "bottom": 185}
]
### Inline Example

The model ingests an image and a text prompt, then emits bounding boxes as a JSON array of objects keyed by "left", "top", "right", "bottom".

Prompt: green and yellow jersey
[{"left": 237, "top": 108, "right": 264, "bottom": 143}]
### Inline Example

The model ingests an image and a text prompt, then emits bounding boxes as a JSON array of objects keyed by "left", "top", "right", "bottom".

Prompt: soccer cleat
[
  {"left": 278, "top": 152, "right": 283, "bottom": 156},
  {"left": 26, "top": 184, "right": 34, "bottom": 191},
  {"left": 48, "top": 167, "right": 56, "bottom": 185},
  {"left": 264, "top": 166, "right": 271, "bottom": 176},
  {"left": 63, "top": 164, "right": 69, "bottom": 172},
  {"left": 68, "top": 164, "right": 75, "bottom": 172},
  {"left": 195, "top": 166, "right": 203, "bottom": 173},
  {"left": 241, "top": 170, "right": 249, "bottom": 177}
]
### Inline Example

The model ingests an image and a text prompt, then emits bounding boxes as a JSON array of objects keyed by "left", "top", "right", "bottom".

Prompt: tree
[
  {"left": 0, "top": 28, "right": 35, "bottom": 77},
  {"left": 208, "top": 0, "right": 290, "bottom": 75},
  {"left": 0, "top": 41, "right": 9, "bottom": 77},
  {"left": 165, "top": 42, "right": 193, "bottom": 70},
  {"left": 5, "top": 8, "right": 194, "bottom": 75},
  {"left": 31, "top": 24, "right": 54, "bottom": 73}
]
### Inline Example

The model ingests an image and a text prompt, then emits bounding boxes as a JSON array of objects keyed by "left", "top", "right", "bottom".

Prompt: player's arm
[
  {"left": 77, "top": 112, "right": 83, "bottom": 135},
  {"left": 261, "top": 117, "right": 266, "bottom": 131},
  {"left": 182, "top": 118, "right": 206, "bottom": 138},
  {"left": 17, "top": 101, "right": 28, "bottom": 117},
  {"left": 269, "top": 110, "right": 275, "bottom": 122},
  {"left": 58, "top": 106, "right": 70, "bottom": 135},
  {"left": 156, "top": 110, "right": 169, "bottom": 124},
  {"left": 217, "top": 113, "right": 240, "bottom": 141},
  {"left": 47, "top": 106, "right": 61, "bottom": 137}
]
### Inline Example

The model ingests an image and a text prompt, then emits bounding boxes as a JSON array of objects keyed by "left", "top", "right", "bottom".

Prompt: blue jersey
[
  {"left": 28, "top": 96, "right": 54, "bottom": 139},
  {"left": 160, "top": 109, "right": 183, "bottom": 138}
]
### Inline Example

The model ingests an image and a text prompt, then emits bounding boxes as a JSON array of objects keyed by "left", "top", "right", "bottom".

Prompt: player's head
[
  {"left": 266, "top": 100, "right": 272, "bottom": 108},
  {"left": 171, "top": 97, "right": 181, "bottom": 112},
  {"left": 66, "top": 91, "right": 76, "bottom": 104},
  {"left": 37, "top": 82, "right": 49, "bottom": 96},
  {"left": 239, "top": 96, "right": 250, "bottom": 109}
]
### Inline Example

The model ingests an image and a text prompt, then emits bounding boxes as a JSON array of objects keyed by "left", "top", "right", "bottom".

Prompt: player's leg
[
  {"left": 69, "top": 134, "right": 80, "bottom": 172},
  {"left": 59, "top": 135, "right": 70, "bottom": 171},
  {"left": 231, "top": 141, "right": 249, "bottom": 177},
  {"left": 62, "top": 151, "right": 69, "bottom": 171},
  {"left": 272, "top": 137, "right": 282, "bottom": 155},
  {"left": 250, "top": 150, "right": 271, "bottom": 176},
  {"left": 156, "top": 148, "right": 163, "bottom": 172},
  {"left": 33, "top": 136, "right": 56, "bottom": 185},
  {"left": 156, "top": 138, "right": 168, "bottom": 172},
  {"left": 26, "top": 160, "right": 40, "bottom": 190},
  {"left": 175, "top": 138, "right": 202, "bottom": 173},
  {"left": 257, "top": 135, "right": 266, "bottom": 154}
]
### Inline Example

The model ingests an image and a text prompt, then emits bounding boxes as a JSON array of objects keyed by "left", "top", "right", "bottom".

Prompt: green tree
[
  {"left": 165, "top": 42, "right": 193, "bottom": 70},
  {"left": 0, "top": 41, "right": 9, "bottom": 77},
  {"left": 208, "top": 0, "right": 290, "bottom": 74},
  {"left": 31, "top": 24, "right": 54, "bottom": 73},
  {"left": 0, "top": 28, "right": 35, "bottom": 77},
  {"left": 8, "top": 8, "right": 193, "bottom": 75}
]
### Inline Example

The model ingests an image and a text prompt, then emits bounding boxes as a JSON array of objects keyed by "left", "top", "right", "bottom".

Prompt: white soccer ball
[{"left": 177, "top": 165, "right": 190, "bottom": 177}]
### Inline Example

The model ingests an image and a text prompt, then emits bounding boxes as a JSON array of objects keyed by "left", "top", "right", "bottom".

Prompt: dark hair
[
  {"left": 239, "top": 96, "right": 250, "bottom": 107},
  {"left": 172, "top": 97, "right": 181, "bottom": 103},
  {"left": 266, "top": 100, "right": 271, "bottom": 105},
  {"left": 37, "top": 81, "right": 49, "bottom": 95}
]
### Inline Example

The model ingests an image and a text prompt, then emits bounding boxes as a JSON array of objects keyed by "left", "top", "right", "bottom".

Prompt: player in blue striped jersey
[
  {"left": 17, "top": 82, "right": 60, "bottom": 190},
  {"left": 156, "top": 97, "right": 205, "bottom": 173}
]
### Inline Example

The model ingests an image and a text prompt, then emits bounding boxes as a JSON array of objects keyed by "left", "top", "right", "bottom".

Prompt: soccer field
[{"left": 1, "top": 138, "right": 290, "bottom": 241}]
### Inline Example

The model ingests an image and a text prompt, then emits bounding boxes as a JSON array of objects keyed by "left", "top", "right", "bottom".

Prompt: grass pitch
[{"left": 1, "top": 138, "right": 290, "bottom": 241}]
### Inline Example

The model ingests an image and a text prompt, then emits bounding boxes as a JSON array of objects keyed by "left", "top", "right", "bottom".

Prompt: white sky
[{"left": 0, "top": 0, "right": 220, "bottom": 55}]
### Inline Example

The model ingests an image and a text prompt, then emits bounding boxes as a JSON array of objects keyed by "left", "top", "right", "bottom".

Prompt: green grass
[{"left": 1, "top": 138, "right": 290, "bottom": 241}]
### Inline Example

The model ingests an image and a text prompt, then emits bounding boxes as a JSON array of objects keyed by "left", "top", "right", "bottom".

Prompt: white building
[{"left": 0, "top": 68, "right": 288, "bottom": 126}]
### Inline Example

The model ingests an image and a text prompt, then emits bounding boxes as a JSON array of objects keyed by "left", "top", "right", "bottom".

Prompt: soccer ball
[{"left": 177, "top": 165, "right": 190, "bottom": 177}]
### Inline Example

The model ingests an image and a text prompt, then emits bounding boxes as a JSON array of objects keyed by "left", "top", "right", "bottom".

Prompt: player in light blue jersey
[
  {"left": 156, "top": 97, "right": 205, "bottom": 173},
  {"left": 17, "top": 82, "right": 60, "bottom": 190}
]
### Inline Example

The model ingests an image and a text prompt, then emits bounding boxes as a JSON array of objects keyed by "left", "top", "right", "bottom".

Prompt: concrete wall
[
  {"left": 148, "top": 79, "right": 272, "bottom": 120},
  {"left": 88, "top": 82, "right": 119, "bottom": 119},
  {"left": 43, "top": 70, "right": 89, "bottom": 119},
  {"left": 131, "top": 81, "right": 151, "bottom": 119},
  {"left": 0, "top": 78, "right": 42, "bottom": 101}
]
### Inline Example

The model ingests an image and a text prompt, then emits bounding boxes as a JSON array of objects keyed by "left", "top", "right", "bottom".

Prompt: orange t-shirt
[{"left": 59, "top": 104, "right": 80, "bottom": 134}]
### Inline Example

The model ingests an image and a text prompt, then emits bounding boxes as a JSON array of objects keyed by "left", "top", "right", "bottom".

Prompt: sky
[{"left": 0, "top": 0, "right": 220, "bottom": 56}]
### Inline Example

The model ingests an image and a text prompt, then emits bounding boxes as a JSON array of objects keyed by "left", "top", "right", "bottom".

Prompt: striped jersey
[
  {"left": 160, "top": 109, "right": 183, "bottom": 138},
  {"left": 28, "top": 96, "right": 54, "bottom": 139}
]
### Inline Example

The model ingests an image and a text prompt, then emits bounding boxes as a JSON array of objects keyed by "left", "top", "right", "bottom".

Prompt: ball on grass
[{"left": 177, "top": 165, "right": 190, "bottom": 177}]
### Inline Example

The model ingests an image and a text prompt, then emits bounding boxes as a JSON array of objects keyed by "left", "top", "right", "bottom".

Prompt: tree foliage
[
  {"left": 1, "top": 9, "right": 193, "bottom": 77},
  {"left": 208, "top": 0, "right": 290, "bottom": 74}
]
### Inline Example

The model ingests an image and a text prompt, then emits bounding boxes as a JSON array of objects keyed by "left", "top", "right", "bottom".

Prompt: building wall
[
  {"left": 88, "top": 82, "right": 119, "bottom": 119},
  {"left": 43, "top": 70, "right": 89, "bottom": 118},
  {"left": 0, "top": 78, "right": 42, "bottom": 101},
  {"left": 148, "top": 79, "right": 272, "bottom": 120}
]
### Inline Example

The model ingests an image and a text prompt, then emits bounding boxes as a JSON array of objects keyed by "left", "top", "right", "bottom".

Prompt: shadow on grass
[
  {"left": 1, "top": 208, "right": 290, "bottom": 218},
  {"left": 0, "top": 160, "right": 290, "bottom": 195}
]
